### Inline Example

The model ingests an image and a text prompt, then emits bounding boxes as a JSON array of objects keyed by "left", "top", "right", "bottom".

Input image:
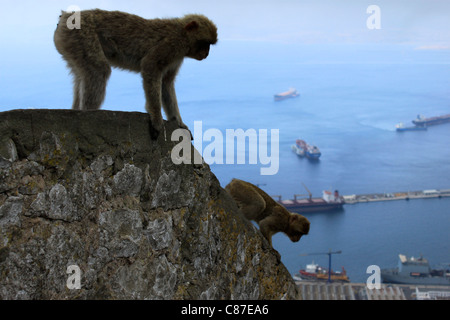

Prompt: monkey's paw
[
  {"left": 272, "top": 249, "right": 281, "bottom": 263},
  {"left": 149, "top": 126, "right": 160, "bottom": 140},
  {"left": 149, "top": 119, "right": 163, "bottom": 140},
  {"left": 172, "top": 120, "right": 193, "bottom": 140},
  {"left": 186, "top": 128, "right": 194, "bottom": 141}
]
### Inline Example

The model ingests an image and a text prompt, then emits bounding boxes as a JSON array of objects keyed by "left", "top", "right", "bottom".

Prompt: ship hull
[
  {"left": 298, "top": 271, "right": 349, "bottom": 283},
  {"left": 305, "top": 152, "right": 321, "bottom": 160},
  {"left": 396, "top": 126, "right": 427, "bottom": 132},
  {"left": 280, "top": 199, "right": 343, "bottom": 213},
  {"left": 381, "top": 269, "right": 450, "bottom": 286},
  {"left": 274, "top": 94, "right": 299, "bottom": 101}
]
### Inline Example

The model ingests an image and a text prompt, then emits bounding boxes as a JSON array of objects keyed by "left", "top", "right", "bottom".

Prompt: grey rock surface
[{"left": 0, "top": 109, "right": 298, "bottom": 300}]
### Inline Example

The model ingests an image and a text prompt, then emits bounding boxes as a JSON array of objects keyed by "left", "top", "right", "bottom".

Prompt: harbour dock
[
  {"left": 343, "top": 188, "right": 450, "bottom": 204},
  {"left": 295, "top": 281, "right": 450, "bottom": 300}
]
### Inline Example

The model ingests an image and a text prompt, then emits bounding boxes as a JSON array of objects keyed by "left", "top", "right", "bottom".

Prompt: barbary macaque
[
  {"left": 54, "top": 9, "right": 218, "bottom": 139},
  {"left": 225, "top": 179, "right": 310, "bottom": 248}
]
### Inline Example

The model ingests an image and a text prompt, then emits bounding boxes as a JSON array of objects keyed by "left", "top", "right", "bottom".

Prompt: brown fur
[
  {"left": 225, "top": 179, "right": 310, "bottom": 248},
  {"left": 54, "top": 9, "right": 218, "bottom": 138}
]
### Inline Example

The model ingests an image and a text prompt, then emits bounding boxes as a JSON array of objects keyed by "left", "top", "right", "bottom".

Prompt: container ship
[
  {"left": 275, "top": 184, "right": 344, "bottom": 213},
  {"left": 381, "top": 254, "right": 450, "bottom": 286},
  {"left": 274, "top": 88, "right": 300, "bottom": 101},
  {"left": 292, "top": 139, "right": 321, "bottom": 160},
  {"left": 412, "top": 114, "right": 450, "bottom": 127}
]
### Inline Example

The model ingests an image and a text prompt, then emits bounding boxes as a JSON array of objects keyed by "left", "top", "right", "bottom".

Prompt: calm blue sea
[{"left": 1, "top": 42, "right": 449, "bottom": 283}]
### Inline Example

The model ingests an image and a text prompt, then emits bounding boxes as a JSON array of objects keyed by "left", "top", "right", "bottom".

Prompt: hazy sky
[{"left": 0, "top": 0, "right": 449, "bottom": 47}]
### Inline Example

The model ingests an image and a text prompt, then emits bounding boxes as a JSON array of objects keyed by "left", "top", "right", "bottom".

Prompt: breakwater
[{"left": 343, "top": 189, "right": 450, "bottom": 204}]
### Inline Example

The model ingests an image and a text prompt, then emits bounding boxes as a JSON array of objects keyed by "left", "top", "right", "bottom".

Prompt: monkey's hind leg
[
  {"left": 226, "top": 180, "right": 266, "bottom": 221},
  {"left": 70, "top": 68, "right": 82, "bottom": 110},
  {"left": 79, "top": 63, "right": 111, "bottom": 110}
]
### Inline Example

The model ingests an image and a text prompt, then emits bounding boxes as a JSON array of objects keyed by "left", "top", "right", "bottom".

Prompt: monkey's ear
[
  {"left": 289, "top": 214, "right": 299, "bottom": 224},
  {"left": 185, "top": 21, "right": 199, "bottom": 31}
]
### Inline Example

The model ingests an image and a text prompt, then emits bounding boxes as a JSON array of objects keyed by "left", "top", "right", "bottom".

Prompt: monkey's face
[
  {"left": 183, "top": 16, "right": 217, "bottom": 61},
  {"left": 287, "top": 214, "right": 310, "bottom": 243},
  {"left": 188, "top": 40, "right": 212, "bottom": 61}
]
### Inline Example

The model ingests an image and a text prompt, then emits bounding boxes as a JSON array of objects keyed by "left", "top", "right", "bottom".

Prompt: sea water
[{"left": 1, "top": 42, "right": 449, "bottom": 283}]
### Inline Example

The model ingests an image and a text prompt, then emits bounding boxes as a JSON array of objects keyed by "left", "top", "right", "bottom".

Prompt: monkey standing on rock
[
  {"left": 54, "top": 9, "right": 218, "bottom": 139},
  {"left": 225, "top": 179, "right": 310, "bottom": 250}
]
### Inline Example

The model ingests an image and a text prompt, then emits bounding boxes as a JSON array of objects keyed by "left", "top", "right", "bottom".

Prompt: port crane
[
  {"left": 293, "top": 182, "right": 313, "bottom": 201},
  {"left": 272, "top": 182, "right": 312, "bottom": 202},
  {"left": 300, "top": 249, "right": 342, "bottom": 283}
]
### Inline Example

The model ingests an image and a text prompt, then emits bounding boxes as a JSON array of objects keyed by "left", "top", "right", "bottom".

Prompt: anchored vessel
[
  {"left": 292, "top": 139, "right": 321, "bottom": 160},
  {"left": 276, "top": 184, "right": 344, "bottom": 214},
  {"left": 381, "top": 254, "right": 450, "bottom": 286},
  {"left": 296, "top": 261, "right": 350, "bottom": 283},
  {"left": 274, "top": 88, "right": 300, "bottom": 101},
  {"left": 412, "top": 114, "right": 450, "bottom": 127},
  {"left": 395, "top": 122, "right": 427, "bottom": 132}
]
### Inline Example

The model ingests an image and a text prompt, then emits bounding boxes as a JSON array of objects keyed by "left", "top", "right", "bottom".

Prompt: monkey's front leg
[
  {"left": 161, "top": 81, "right": 187, "bottom": 128},
  {"left": 142, "top": 73, "right": 164, "bottom": 140},
  {"left": 162, "top": 70, "right": 193, "bottom": 140},
  {"left": 259, "top": 218, "right": 282, "bottom": 262}
]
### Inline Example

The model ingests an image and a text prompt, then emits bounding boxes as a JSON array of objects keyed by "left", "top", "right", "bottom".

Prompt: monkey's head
[
  {"left": 286, "top": 213, "right": 310, "bottom": 243},
  {"left": 182, "top": 14, "right": 218, "bottom": 61}
]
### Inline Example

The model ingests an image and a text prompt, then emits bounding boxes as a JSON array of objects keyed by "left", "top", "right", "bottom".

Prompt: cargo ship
[
  {"left": 291, "top": 139, "right": 321, "bottom": 160},
  {"left": 274, "top": 88, "right": 300, "bottom": 101},
  {"left": 296, "top": 261, "right": 350, "bottom": 283},
  {"left": 381, "top": 254, "right": 450, "bottom": 286},
  {"left": 275, "top": 184, "right": 344, "bottom": 213},
  {"left": 412, "top": 114, "right": 450, "bottom": 127}
]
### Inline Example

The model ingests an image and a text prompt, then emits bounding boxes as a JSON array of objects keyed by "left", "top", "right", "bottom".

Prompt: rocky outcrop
[{"left": 0, "top": 109, "right": 298, "bottom": 300}]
